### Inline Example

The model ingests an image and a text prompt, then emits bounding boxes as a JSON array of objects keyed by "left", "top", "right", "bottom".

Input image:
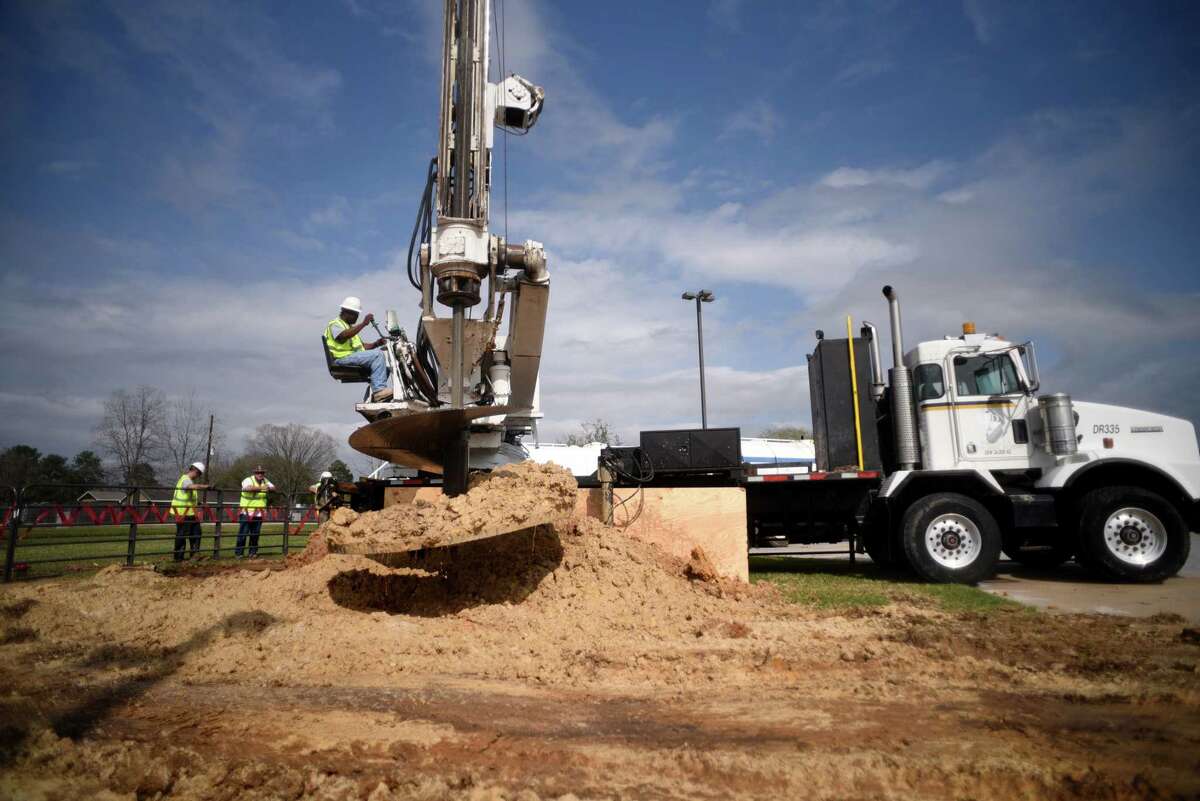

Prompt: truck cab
[
  {"left": 879, "top": 314, "right": 1199, "bottom": 583},
  {"left": 907, "top": 328, "right": 1200, "bottom": 501},
  {"left": 909, "top": 330, "right": 1038, "bottom": 472}
]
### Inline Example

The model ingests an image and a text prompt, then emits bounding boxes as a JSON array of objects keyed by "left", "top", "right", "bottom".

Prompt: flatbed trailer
[{"left": 604, "top": 285, "right": 1198, "bottom": 584}]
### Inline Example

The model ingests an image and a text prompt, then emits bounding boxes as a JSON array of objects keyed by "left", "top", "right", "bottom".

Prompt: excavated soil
[
  {"left": 0, "top": 462, "right": 1198, "bottom": 799},
  {"left": 323, "top": 461, "right": 578, "bottom": 555}
]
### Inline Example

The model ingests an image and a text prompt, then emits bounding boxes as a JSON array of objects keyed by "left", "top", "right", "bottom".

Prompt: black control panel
[{"left": 639, "top": 427, "right": 742, "bottom": 475}]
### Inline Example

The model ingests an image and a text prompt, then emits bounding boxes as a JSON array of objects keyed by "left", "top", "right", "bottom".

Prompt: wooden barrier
[
  {"left": 577, "top": 487, "right": 749, "bottom": 582},
  {"left": 383, "top": 486, "right": 443, "bottom": 508},
  {"left": 383, "top": 484, "right": 749, "bottom": 583}
]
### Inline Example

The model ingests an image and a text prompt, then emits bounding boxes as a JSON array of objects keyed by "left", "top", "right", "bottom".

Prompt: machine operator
[{"left": 324, "top": 296, "right": 392, "bottom": 402}]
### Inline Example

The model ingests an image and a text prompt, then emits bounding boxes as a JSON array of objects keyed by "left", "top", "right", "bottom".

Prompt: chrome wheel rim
[
  {"left": 1102, "top": 507, "right": 1167, "bottom": 566},
  {"left": 925, "top": 513, "right": 982, "bottom": 569}
]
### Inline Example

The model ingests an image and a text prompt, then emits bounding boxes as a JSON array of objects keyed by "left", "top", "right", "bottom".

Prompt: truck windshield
[{"left": 953, "top": 354, "right": 1020, "bottom": 397}]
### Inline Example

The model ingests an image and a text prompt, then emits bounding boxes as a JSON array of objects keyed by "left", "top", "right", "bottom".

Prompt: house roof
[{"left": 78, "top": 490, "right": 125, "bottom": 503}]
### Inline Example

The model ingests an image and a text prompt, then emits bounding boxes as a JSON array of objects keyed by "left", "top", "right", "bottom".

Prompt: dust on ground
[{"left": 1, "top": 463, "right": 1198, "bottom": 800}]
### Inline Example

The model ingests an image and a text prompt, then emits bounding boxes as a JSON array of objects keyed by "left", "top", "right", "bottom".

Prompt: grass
[
  {"left": 3, "top": 522, "right": 314, "bottom": 580},
  {"left": 749, "top": 555, "right": 1024, "bottom": 614}
]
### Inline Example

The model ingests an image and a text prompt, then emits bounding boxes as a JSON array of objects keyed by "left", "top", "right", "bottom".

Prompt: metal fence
[{"left": 1, "top": 482, "right": 321, "bottom": 582}]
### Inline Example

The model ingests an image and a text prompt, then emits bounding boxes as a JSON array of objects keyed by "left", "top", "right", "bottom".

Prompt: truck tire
[
  {"left": 1076, "top": 486, "right": 1190, "bottom": 582},
  {"left": 1001, "top": 529, "right": 1074, "bottom": 569},
  {"left": 900, "top": 493, "right": 1001, "bottom": 584}
]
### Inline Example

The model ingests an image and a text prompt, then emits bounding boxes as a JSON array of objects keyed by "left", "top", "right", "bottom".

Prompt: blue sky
[{"left": 1, "top": 0, "right": 1198, "bottom": 468}]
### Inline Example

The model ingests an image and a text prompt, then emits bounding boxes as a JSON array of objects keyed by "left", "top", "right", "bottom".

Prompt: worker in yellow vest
[
  {"left": 171, "top": 462, "right": 209, "bottom": 561},
  {"left": 324, "top": 296, "right": 392, "bottom": 402},
  {"left": 235, "top": 465, "right": 276, "bottom": 558}
]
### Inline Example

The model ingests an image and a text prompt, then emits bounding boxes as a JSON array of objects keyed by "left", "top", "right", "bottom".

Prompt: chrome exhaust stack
[
  {"left": 860, "top": 321, "right": 885, "bottom": 402},
  {"left": 882, "top": 286, "right": 921, "bottom": 470}
]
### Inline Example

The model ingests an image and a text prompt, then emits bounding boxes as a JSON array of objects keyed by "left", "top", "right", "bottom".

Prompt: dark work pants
[
  {"left": 174, "top": 517, "right": 201, "bottom": 561},
  {"left": 235, "top": 515, "right": 263, "bottom": 557}
]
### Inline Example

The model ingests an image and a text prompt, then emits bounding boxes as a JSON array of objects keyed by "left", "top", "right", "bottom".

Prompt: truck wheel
[
  {"left": 901, "top": 493, "right": 1001, "bottom": 584},
  {"left": 1077, "top": 486, "right": 1190, "bottom": 582},
  {"left": 1001, "top": 529, "right": 1074, "bottom": 569}
]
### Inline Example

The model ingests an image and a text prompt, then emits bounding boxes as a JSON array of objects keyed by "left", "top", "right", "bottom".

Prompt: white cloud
[
  {"left": 309, "top": 196, "right": 351, "bottom": 227},
  {"left": 937, "top": 187, "right": 975, "bottom": 204},
  {"left": 101, "top": 0, "right": 344, "bottom": 215},
  {"left": 719, "top": 99, "right": 780, "bottom": 142},
  {"left": 835, "top": 59, "right": 893, "bottom": 85},
  {"left": 43, "top": 160, "right": 93, "bottom": 176},
  {"left": 274, "top": 229, "right": 327, "bottom": 252},
  {"left": 820, "top": 161, "right": 952, "bottom": 190},
  {"left": 963, "top": 0, "right": 994, "bottom": 44},
  {"left": 707, "top": 0, "right": 746, "bottom": 33}
]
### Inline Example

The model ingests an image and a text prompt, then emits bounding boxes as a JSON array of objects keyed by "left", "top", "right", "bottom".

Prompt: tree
[
  {"left": 328, "top": 459, "right": 354, "bottom": 483},
  {"left": 211, "top": 454, "right": 263, "bottom": 492},
  {"left": 759, "top": 425, "right": 811, "bottom": 440},
  {"left": 564, "top": 419, "right": 621, "bottom": 447},
  {"left": 70, "top": 450, "right": 106, "bottom": 486},
  {"left": 128, "top": 462, "right": 158, "bottom": 487},
  {"left": 0, "top": 445, "right": 42, "bottom": 488},
  {"left": 26, "top": 453, "right": 73, "bottom": 503},
  {"left": 96, "top": 386, "right": 166, "bottom": 483},
  {"left": 246, "top": 423, "right": 337, "bottom": 497},
  {"left": 0, "top": 446, "right": 112, "bottom": 502},
  {"left": 158, "top": 392, "right": 212, "bottom": 476},
  {"left": 37, "top": 454, "right": 72, "bottom": 486}
]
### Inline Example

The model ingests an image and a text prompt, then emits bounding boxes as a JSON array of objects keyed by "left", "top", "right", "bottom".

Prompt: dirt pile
[
  {"left": 322, "top": 461, "right": 578, "bottom": 555},
  {"left": 3, "top": 462, "right": 1198, "bottom": 799},
  {"left": 0, "top": 506, "right": 773, "bottom": 691}
]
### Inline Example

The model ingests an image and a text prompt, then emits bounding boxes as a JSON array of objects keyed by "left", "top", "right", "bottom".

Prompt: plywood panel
[
  {"left": 576, "top": 487, "right": 748, "bottom": 582},
  {"left": 385, "top": 484, "right": 748, "bottom": 583},
  {"left": 383, "top": 486, "right": 443, "bottom": 507}
]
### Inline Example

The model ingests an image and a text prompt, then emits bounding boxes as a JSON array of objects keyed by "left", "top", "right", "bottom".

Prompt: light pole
[{"left": 681, "top": 289, "right": 715, "bottom": 429}]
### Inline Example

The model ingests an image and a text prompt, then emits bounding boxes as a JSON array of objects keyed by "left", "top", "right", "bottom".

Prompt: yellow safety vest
[
  {"left": 171, "top": 474, "right": 197, "bottom": 518},
  {"left": 239, "top": 477, "right": 270, "bottom": 512},
  {"left": 324, "top": 318, "right": 363, "bottom": 360}
]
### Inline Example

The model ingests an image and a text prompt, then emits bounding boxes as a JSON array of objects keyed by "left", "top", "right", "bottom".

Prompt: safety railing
[{"left": 2, "top": 483, "right": 320, "bottom": 582}]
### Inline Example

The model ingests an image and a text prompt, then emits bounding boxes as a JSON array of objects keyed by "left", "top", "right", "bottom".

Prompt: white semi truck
[{"left": 741, "top": 285, "right": 1198, "bottom": 583}]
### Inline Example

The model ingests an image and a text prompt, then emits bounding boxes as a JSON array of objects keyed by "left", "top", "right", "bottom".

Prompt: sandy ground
[{"left": 1, "top": 470, "right": 1198, "bottom": 800}]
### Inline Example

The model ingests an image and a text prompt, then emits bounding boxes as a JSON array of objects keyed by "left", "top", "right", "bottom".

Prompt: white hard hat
[
  {"left": 320, "top": 471, "right": 333, "bottom": 479},
  {"left": 340, "top": 296, "right": 362, "bottom": 313},
  {"left": 190, "top": 461, "right": 205, "bottom": 473}
]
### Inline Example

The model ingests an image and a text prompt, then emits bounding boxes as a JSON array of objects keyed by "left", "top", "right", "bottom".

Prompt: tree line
[{"left": 1, "top": 385, "right": 354, "bottom": 500}]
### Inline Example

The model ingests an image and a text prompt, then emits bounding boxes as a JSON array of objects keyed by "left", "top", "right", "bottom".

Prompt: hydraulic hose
[{"left": 406, "top": 159, "right": 437, "bottom": 291}]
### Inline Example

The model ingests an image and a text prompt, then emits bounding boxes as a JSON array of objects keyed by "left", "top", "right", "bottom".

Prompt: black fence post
[
  {"left": 3, "top": 488, "right": 19, "bottom": 583},
  {"left": 213, "top": 489, "right": 222, "bottom": 559},
  {"left": 282, "top": 494, "right": 291, "bottom": 556},
  {"left": 126, "top": 487, "right": 138, "bottom": 567}
]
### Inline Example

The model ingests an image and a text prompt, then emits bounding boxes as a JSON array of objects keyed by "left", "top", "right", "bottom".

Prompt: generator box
[
  {"left": 598, "top": 446, "right": 645, "bottom": 479},
  {"left": 807, "top": 337, "right": 882, "bottom": 472},
  {"left": 640, "top": 427, "right": 742, "bottom": 475}
]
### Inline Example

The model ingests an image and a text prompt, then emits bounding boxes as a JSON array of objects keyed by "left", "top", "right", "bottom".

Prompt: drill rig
[{"left": 346, "top": 0, "right": 548, "bottom": 497}]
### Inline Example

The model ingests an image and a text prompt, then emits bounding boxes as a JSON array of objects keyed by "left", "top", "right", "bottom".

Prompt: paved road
[
  {"left": 751, "top": 534, "right": 1200, "bottom": 623},
  {"left": 978, "top": 533, "right": 1200, "bottom": 622}
]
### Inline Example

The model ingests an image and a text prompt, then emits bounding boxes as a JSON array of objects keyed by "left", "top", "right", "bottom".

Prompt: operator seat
[{"left": 321, "top": 336, "right": 371, "bottom": 383}]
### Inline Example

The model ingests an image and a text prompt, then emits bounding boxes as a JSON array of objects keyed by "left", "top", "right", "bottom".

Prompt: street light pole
[{"left": 681, "top": 290, "right": 715, "bottom": 429}]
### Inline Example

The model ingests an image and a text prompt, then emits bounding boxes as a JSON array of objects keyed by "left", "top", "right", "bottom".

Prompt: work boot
[{"left": 371, "top": 388, "right": 394, "bottom": 403}]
